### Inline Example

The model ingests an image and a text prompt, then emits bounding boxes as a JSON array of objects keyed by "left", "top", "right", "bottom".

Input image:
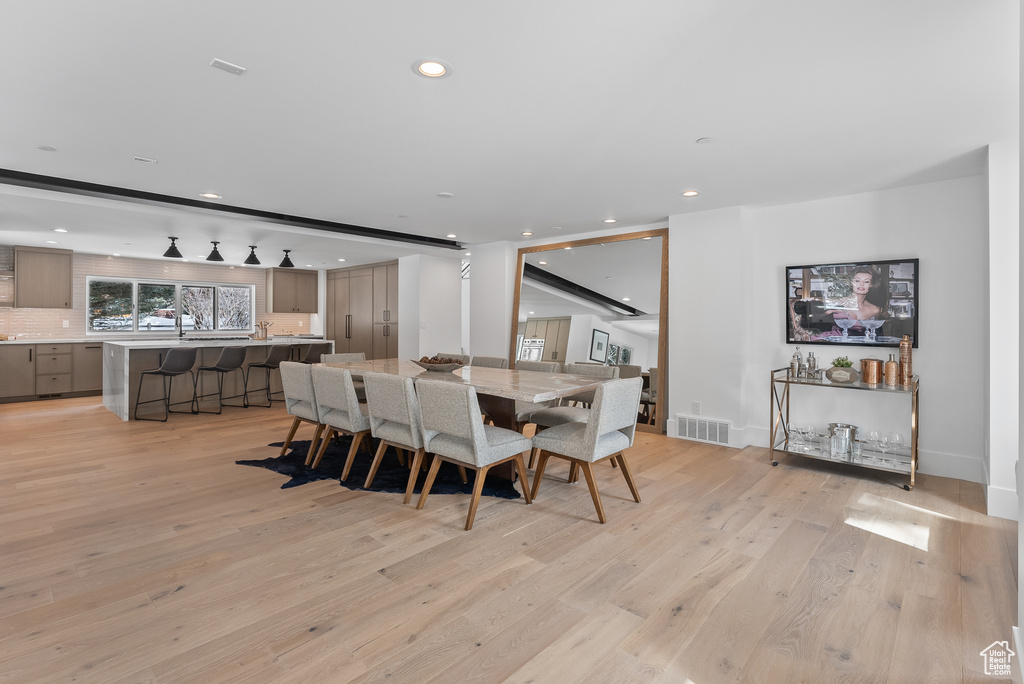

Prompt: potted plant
[{"left": 826, "top": 356, "right": 860, "bottom": 383}]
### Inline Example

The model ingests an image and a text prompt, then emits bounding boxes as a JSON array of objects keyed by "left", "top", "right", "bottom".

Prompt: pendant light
[
  {"left": 243, "top": 246, "right": 261, "bottom": 265},
  {"left": 206, "top": 241, "right": 224, "bottom": 262},
  {"left": 162, "top": 237, "right": 183, "bottom": 259},
  {"left": 279, "top": 249, "right": 295, "bottom": 268}
]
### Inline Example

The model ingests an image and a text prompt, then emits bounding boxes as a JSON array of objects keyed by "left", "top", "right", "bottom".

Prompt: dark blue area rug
[{"left": 236, "top": 437, "right": 521, "bottom": 499}]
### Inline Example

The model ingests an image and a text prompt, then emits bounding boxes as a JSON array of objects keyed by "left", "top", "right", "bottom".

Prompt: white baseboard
[{"left": 987, "top": 484, "right": 1020, "bottom": 521}]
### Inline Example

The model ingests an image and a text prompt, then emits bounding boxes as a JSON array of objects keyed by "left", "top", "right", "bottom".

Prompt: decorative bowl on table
[{"left": 411, "top": 357, "right": 464, "bottom": 373}]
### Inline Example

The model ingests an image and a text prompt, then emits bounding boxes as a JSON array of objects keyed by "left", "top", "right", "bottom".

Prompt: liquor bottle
[
  {"left": 899, "top": 335, "right": 912, "bottom": 386},
  {"left": 884, "top": 353, "right": 899, "bottom": 387},
  {"left": 790, "top": 347, "right": 802, "bottom": 378}
]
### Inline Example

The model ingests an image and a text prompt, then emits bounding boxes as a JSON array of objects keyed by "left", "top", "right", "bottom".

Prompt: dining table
[{"left": 317, "top": 358, "right": 612, "bottom": 480}]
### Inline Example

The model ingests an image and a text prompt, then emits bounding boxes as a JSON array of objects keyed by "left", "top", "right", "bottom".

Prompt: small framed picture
[{"left": 589, "top": 329, "right": 610, "bottom": 362}]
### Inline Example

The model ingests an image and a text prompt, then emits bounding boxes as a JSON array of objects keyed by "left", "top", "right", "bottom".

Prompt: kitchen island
[{"left": 103, "top": 338, "right": 332, "bottom": 420}]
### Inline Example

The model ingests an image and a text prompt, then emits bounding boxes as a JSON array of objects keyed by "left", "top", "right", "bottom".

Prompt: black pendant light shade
[
  {"left": 279, "top": 249, "right": 294, "bottom": 268},
  {"left": 162, "top": 236, "right": 183, "bottom": 259},
  {"left": 206, "top": 241, "right": 224, "bottom": 262},
  {"left": 243, "top": 246, "right": 260, "bottom": 265}
]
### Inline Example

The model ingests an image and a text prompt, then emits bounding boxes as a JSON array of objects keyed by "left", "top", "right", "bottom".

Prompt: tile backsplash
[{"left": 0, "top": 250, "right": 315, "bottom": 340}]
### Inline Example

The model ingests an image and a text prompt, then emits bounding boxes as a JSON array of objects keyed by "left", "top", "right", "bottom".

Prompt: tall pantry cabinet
[{"left": 327, "top": 262, "right": 397, "bottom": 360}]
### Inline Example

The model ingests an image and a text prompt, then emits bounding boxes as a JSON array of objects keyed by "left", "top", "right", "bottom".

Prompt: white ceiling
[{"left": 0, "top": 1, "right": 1016, "bottom": 268}]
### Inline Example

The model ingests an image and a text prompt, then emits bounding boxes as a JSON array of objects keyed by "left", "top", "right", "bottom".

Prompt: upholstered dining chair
[
  {"left": 415, "top": 380, "right": 533, "bottom": 530},
  {"left": 641, "top": 367, "right": 658, "bottom": 424},
  {"left": 134, "top": 346, "right": 198, "bottom": 422},
  {"left": 194, "top": 346, "right": 248, "bottom": 413},
  {"left": 321, "top": 352, "right": 367, "bottom": 400},
  {"left": 612, "top": 364, "right": 643, "bottom": 379},
  {"left": 244, "top": 344, "right": 292, "bottom": 407},
  {"left": 362, "top": 371, "right": 429, "bottom": 504},
  {"left": 309, "top": 365, "right": 372, "bottom": 476},
  {"left": 277, "top": 361, "right": 326, "bottom": 459},
  {"left": 561, "top": 362, "right": 620, "bottom": 407},
  {"left": 529, "top": 377, "right": 644, "bottom": 523},
  {"left": 470, "top": 355, "right": 508, "bottom": 369}
]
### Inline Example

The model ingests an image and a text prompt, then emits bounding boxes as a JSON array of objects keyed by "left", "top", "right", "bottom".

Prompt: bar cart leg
[
  {"left": 769, "top": 369, "right": 790, "bottom": 467},
  {"left": 906, "top": 380, "right": 919, "bottom": 491}
]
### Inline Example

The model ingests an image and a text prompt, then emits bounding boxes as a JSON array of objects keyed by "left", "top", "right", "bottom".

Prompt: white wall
[
  {"left": 564, "top": 314, "right": 652, "bottom": 369},
  {"left": 397, "top": 254, "right": 462, "bottom": 360},
  {"left": 984, "top": 141, "right": 1020, "bottom": 520},
  {"left": 468, "top": 242, "right": 516, "bottom": 358},
  {"left": 668, "top": 177, "right": 989, "bottom": 482}
]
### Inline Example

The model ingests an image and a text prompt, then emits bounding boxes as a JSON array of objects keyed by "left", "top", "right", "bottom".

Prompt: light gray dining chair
[
  {"left": 436, "top": 352, "right": 470, "bottom": 364},
  {"left": 641, "top": 367, "right": 658, "bottom": 424},
  {"left": 362, "top": 371, "right": 427, "bottom": 504},
  {"left": 470, "top": 355, "right": 508, "bottom": 369},
  {"left": 562, "top": 362, "right": 620, "bottom": 407},
  {"left": 612, "top": 364, "right": 643, "bottom": 379},
  {"left": 278, "top": 361, "right": 326, "bottom": 459},
  {"left": 321, "top": 352, "right": 367, "bottom": 400},
  {"left": 415, "top": 379, "right": 533, "bottom": 530},
  {"left": 309, "top": 365, "right": 372, "bottom": 476},
  {"left": 529, "top": 377, "right": 644, "bottom": 523},
  {"left": 321, "top": 352, "right": 366, "bottom": 363}
]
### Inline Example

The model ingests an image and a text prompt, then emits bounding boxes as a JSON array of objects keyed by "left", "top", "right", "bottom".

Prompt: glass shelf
[{"left": 772, "top": 368, "right": 918, "bottom": 394}]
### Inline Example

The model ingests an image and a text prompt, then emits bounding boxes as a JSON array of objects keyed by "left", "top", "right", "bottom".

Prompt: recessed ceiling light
[
  {"left": 538, "top": 261, "right": 547, "bottom": 265},
  {"left": 528, "top": 311, "right": 535, "bottom": 315},
  {"left": 200, "top": 192, "right": 222, "bottom": 200},
  {"left": 604, "top": 219, "right": 616, "bottom": 224},
  {"left": 113, "top": 253, "right": 120, "bottom": 257},
  {"left": 53, "top": 228, "right": 67, "bottom": 233},
  {"left": 45, "top": 240, "right": 58, "bottom": 244},
  {"left": 522, "top": 231, "right": 533, "bottom": 236},
  {"left": 552, "top": 226, "right": 563, "bottom": 231},
  {"left": 414, "top": 60, "right": 452, "bottom": 78},
  {"left": 338, "top": 258, "right": 346, "bottom": 262},
  {"left": 564, "top": 247, "right": 572, "bottom": 250},
  {"left": 37, "top": 145, "right": 56, "bottom": 152},
  {"left": 464, "top": 252, "right": 471, "bottom": 256},
  {"left": 696, "top": 137, "right": 713, "bottom": 144},
  {"left": 642, "top": 236, "right": 652, "bottom": 240},
  {"left": 681, "top": 190, "right": 699, "bottom": 197},
  {"left": 622, "top": 297, "right": 631, "bottom": 302},
  {"left": 436, "top": 192, "right": 454, "bottom": 199},
  {"left": 306, "top": 264, "right": 313, "bottom": 267},
  {"left": 446, "top": 234, "right": 457, "bottom": 238}
]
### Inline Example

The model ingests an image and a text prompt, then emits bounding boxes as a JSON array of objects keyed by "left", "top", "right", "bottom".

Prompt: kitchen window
[{"left": 87, "top": 277, "right": 254, "bottom": 334}]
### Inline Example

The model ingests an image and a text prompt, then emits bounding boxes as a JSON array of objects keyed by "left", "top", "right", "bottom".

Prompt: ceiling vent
[
  {"left": 133, "top": 156, "right": 157, "bottom": 164},
  {"left": 210, "top": 58, "right": 246, "bottom": 76}
]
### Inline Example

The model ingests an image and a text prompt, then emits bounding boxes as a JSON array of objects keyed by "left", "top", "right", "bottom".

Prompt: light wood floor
[{"left": 0, "top": 397, "right": 1017, "bottom": 683}]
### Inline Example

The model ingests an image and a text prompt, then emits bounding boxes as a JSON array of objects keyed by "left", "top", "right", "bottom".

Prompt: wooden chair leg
[
  {"left": 457, "top": 465, "right": 468, "bottom": 483},
  {"left": 647, "top": 405, "right": 656, "bottom": 425},
  {"left": 308, "top": 428, "right": 335, "bottom": 467},
  {"left": 514, "top": 454, "right": 532, "bottom": 504},
  {"left": 339, "top": 431, "right": 365, "bottom": 479},
  {"left": 403, "top": 448, "right": 425, "bottom": 504},
  {"left": 308, "top": 423, "right": 326, "bottom": 465},
  {"left": 416, "top": 454, "right": 444, "bottom": 510},
  {"left": 615, "top": 453, "right": 641, "bottom": 503},
  {"left": 530, "top": 450, "right": 552, "bottom": 499},
  {"left": 528, "top": 446, "right": 539, "bottom": 469},
  {"left": 395, "top": 448, "right": 407, "bottom": 467},
  {"left": 365, "top": 440, "right": 389, "bottom": 488},
  {"left": 279, "top": 417, "right": 302, "bottom": 456},
  {"left": 465, "top": 464, "right": 489, "bottom": 530},
  {"left": 568, "top": 462, "right": 580, "bottom": 483},
  {"left": 579, "top": 461, "right": 607, "bottom": 523}
]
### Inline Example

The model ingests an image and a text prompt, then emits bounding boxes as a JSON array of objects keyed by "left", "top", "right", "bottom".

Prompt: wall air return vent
[{"left": 676, "top": 415, "right": 732, "bottom": 446}]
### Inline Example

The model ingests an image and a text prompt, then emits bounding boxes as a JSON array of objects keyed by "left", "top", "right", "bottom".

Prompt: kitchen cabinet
[
  {"left": 35, "top": 343, "right": 73, "bottom": 394},
  {"left": 327, "top": 268, "right": 374, "bottom": 357},
  {"left": 523, "top": 317, "right": 570, "bottom": 363},
  {"left": 0, "top": 345, "right": 36, "bottom": 398},
  {"left": 266, "top": 268, "right": 318, "bottom": 313},
  {"left": 73, "top": 343, "right": 104, "bottom": 392},
  {"left": 15, "top": 246, "right": 73, "bottom": 309},
  {"left": 328, "top": 262, "right": 398, "bottom": 360}
]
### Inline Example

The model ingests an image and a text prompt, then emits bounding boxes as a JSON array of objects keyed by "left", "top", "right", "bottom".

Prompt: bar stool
[
  {"left": 194, "top": 346, "right": 249, "bottom": 413},
  {"left": 134, "top": 347, "right": 198, "bottom": 422},
  {"left": 244, "top": 345, "right": 291, "bottom": 408}
]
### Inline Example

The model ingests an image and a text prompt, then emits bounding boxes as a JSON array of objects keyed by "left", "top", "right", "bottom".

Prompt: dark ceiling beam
[
  {"left": 0, "top": 168, "right": 463, "bottom": 251},
  {"left": 523, "top": 262, "right": 645, "bottom": 316}
]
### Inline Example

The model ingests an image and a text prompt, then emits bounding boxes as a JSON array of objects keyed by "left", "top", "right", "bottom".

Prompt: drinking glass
[
  {"left": 887, "top": 432, "right": 905, "bottom": 469},
  {"left": 835, "top": 318, "right": 856, "bottom": 340},
  {"left": 877, "top": 433, "right": 893, "bottom": 466},
  {"left": 861, "top": 318, "right": 884, "bottom": 342}
]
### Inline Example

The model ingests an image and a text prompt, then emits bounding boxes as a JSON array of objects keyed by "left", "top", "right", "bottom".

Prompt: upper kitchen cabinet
[
  {"left": 266, "top": 268, "right": 318, "bottom": 313},
  {"left": 15, "top": 246, "right": 73, "bottom": 308}
]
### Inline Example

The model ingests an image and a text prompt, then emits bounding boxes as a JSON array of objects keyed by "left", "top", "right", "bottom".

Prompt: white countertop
[{"left": 2, "top": 335, "right": 323, "bottom": 346}]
